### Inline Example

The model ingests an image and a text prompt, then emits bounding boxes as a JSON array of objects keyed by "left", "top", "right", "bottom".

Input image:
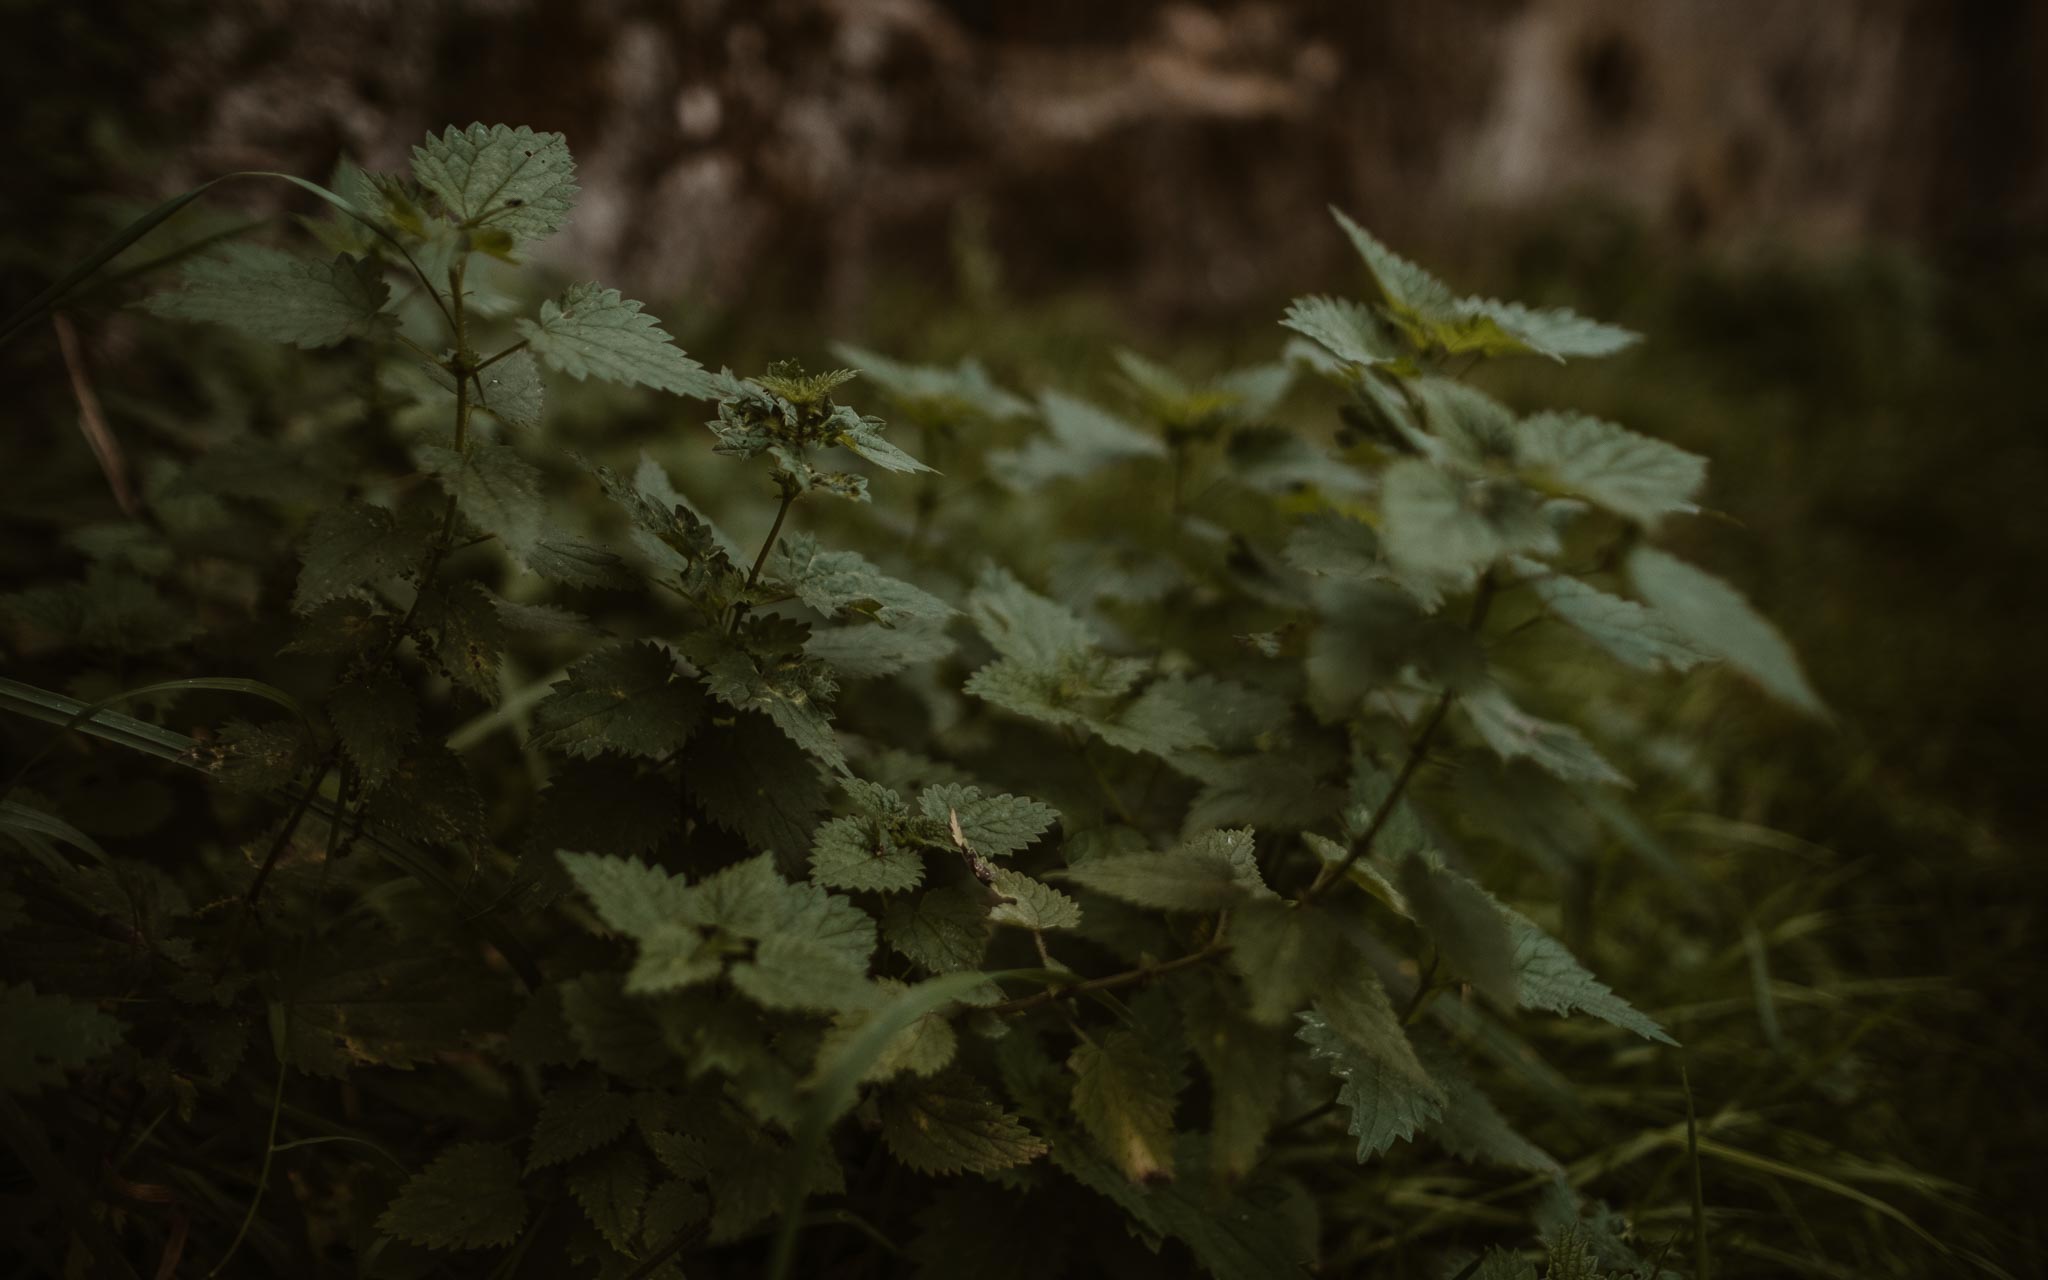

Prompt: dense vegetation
[{"left": 0, "top": 125, "right": 2030, "bottom": 1279}]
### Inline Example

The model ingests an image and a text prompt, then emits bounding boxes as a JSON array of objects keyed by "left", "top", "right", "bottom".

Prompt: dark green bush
[{"left": 1, "top": 125, "right": 1853, "bottom": 1279}]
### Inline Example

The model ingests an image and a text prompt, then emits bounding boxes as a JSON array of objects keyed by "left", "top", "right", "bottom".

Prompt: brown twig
[
  {"left": 988, "top": 939, "right": 1230, "bottom": 1015},
  {"left": 53, "top": 314, "right": 140, "bottom": 516}
]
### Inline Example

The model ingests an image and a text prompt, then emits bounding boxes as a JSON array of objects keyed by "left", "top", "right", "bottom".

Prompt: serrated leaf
[
  {"left": 1069, "top": 1028, "right": 1181, "bottom": 1183},
  {"left": 567, "top": 1142, "right": 649, "bottom": 1254},
  {"left": 474, "top": 349, "right": 544, "bottom": 429},
  {"left": 882, "top": 1071, "right": 1047, "bottom": 1175},
  {"left": 770, "top": 533, "right": 953, "bottom": 627},
  {"left": 1281, "top": 294, "right": 1400, "bottom": 369},
  {"left": 557, "top": 851, "right": 693, "bottom": 939},
  {"left": 1297, "top": 1009, "right": 1443, "bottom": 1162},
  {"left": 1516, "top": 412, "right": 1706, "bottom": 525},
  {"left": 1056, "top": 829, "right": 1261, "bottom": 912},
  {"left": 517, "top": 283, "right": 718, "bottom": 398},
  {"left": 1462, "top": 684, "right": 1629, "bottom": 787},
  {"left": 529, "top": 1075, "right": 634, "bottom": 1171},
  {"left": 1520, "top": 566, "right": 1707, "bottom": 672},
  {"left": 808, "top": 816, "right": 924, "bottom": 893},
  {"left": 991, "top": 388, "right": 1167, "bottom": 491},
  {"left": 1397, "top": 855, "right": 1522, "bottom": 1008},
  {"left": 142, "top": 245, "right": 392, "bottom": 348},
  {"left": 416, "top": 580, "right": 504, "bottom": 703},
  {"left": 987, "top": 869, "right": 1081, "bottom": 931},
  {"left": 1506, "top": 909, "right": 1676, "bottom": 1045},
  {"left": 882, "top": 887, "right": 991, "bottom": 975},
  {"left": 294, "top": 501, "right": 416, "bottom": 612},
  {"left": 915, "top": 784, "right": 1057, "bottom": 857},
  {"left": 532, "top": 641, "right": 704, "bottom": 759},
  {"left": 819, "top": 989, "right": 959, "bottom": 1082},
  {"left": 418, "top": 441, "right": 545, "bottom": 563},
  {"left": 377, "top": 1142, "right": 526, "bottom": 1250},
  {"left": 1226, "top": 899, "right": 1344, "bottom": 1025},
  {"left": 0, "top": 983, "right": 123, "bottom": 1092},
  {"left": 966, "top": 564, "right": 1097, "bottom": 666},
  {"left": 1627, "top": 546, "right": 1825, "bottom": 716},
  {"left": 682, "top": 714, "right": 829, "bottom": 861},
  {"left": 410, "top": 123, "right": 578, "bottom": 243},
  {"left": 1380, "top": 458, "right": 1556, "bottom": 584},
  {"left": 529, "top": 534, "right": 636, "bottom": 590},
  {"left": 327, "top": 668, "right": 416, "bottom": 788},
  {"left": 1416, "top": 1042, "right": 1559, "bottom": 1173},
  {"left": 363, "top": 740, "right": 485, "bottom": 851}
]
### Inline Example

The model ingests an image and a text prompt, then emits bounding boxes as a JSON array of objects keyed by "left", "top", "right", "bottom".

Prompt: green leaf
[
  {"left": 915, "top": 784, "right": 1057, "bottom": 857},
  {"left": 418, "top": 441, "right": 545, "bottom": 564},
  {"left": 475, "top": 349, "right": 545, "bottom": 429},
  {"left": 294, "top": 501, "right": 417, "bottom": 612},
  {"left": 818, "top": 987, "right": 959, "bottom": 1082},
  {"left": 566, "top": 1142, "right": 649, "bottom": 1254},
  {"left": 531, "top": 641, "right": 704, "bottom": 760},
  {"left": 1627, "top": 546, "right": 1825, "bottom": 716},
  {"left": 829, "top": 342, "right": 1032, "bottom": 421},
  {"left": 141, "top": 244, "right": 392, "bottom": 348},
  {"left": 809, "top": 815, "right": 925, "bottom": 893},
  {"left": 987, "top": 869, "right": 1082, "bottom": 931},
  {"left": 965, "top": 565, "right": 1098, "bottom": 666},
  {"left": 1331, "top": 207, "right": 1637, "bottom": 361},
  {"left": 1416, "top": 1041, "right": 1560, "bottom": 1173},
  {"left": 991, "top": 389, "right": 1166, "bottom": 491},
  {"left": 528, "top": 1075, "right": 634, "bottom": 1171},
  {"left": 528, "top": 534, "right": 636, "bottom": 590},
  {"left": 1297, "top": 1008, "right": 1444, "bottom": 1162},
  {"left": 1055, "top": 829, "right": 1262, "bottom": 911},
  {"left": 881, "top": 1071, "right": 1048, "bottom": 1175},
  {"left": 377, "top": 1141, "right": 526, "bottom": 1250},
  {"left": 1281, "top": 294, "right": 1401, "bottom": 370},
  {"left": 682, "top": 715, "right": 830, "bottom": 861},
  {"left": 0, "top": 983, "right": 123, "bottom": 1092},
  {"left": 557, "top": 851, "right": 693, "bottom": 940},
  {"left": 882, "top": 887, "right": 992, "bottom": 975},
  {"left": 1178, "top": 986, "right": 1289, "bottom": 1180},
  {"left": 1380, "top": 458, "right": 1557, "bottom": 584},
  {"left": 1397, "top": 855, "right": 1522, "bottom": 1008},
  {"left": 1068, "top": 1028, "right": 1182, "bottom": 1183},
  {"left": 1516, "top": 412, "right": 1706, "bottom": 525},
  {"left": 1520, "top": 566, "right": 1707, "bottom": 672},
  {"left": 1506, "top": 910, "right": 1677, "bottom": 1045},
  {"left": 410, "top": 123, "right": 578, "bottom": 243},
  {"left": 517, "top": 283, "right": 719, "bottom": 399},
  {"left": 1461, "top": 684, "right": 1629, "bottom": 787},
  {"left": 770, "top": 533, "right": 954, "bottom": 627},
  {"left": 326, "top": 668, "right": 416, "bottom": 789},
  {"left": 415, "top": 581, "right": 504, "bottom": 703},
  {"left": 1226, "top": 899, "right": 1344, "bottom": 1025}
]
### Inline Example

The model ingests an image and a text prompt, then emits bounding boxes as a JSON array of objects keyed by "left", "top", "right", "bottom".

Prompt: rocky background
[{"left": 9, "top": 0, "right": 2048, "bottom": 321}]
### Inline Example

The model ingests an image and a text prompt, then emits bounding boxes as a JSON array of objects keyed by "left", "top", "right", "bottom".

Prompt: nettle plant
[{"left": 0, "top": 125, "right": 1823, "bottom": 1279}]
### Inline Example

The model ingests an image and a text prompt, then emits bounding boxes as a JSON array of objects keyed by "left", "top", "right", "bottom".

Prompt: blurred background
[{"left": 4, "top": 0, "right": 2045, "bottom": 1270}]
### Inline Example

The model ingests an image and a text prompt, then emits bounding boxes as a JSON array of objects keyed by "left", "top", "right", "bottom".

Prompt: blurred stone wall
[{"left": 13, "top": 0, "right": 2048, "bottom": 318}]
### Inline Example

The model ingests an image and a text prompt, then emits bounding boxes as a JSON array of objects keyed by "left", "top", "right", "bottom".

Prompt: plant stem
[
  {"left": 988, "top": 938, "right": 1229, "bottom": 1015},
  {"left": 728, "top": 485, "right": 798, "bottom": 634},
  {"left": 746, "top": 488, "right": 797, "bottom": 590},
  {"left": 475, "top": 337, "right": 527, "bottom": 371},
  {"left": 1303, "top": 571, "right": 1496, "bottom": 903}
]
